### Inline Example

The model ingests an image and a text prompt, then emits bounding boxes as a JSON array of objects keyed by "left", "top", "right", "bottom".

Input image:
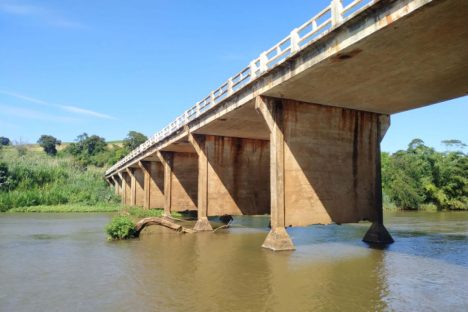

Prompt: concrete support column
[
  {"left": 157, "top": 152, "right": 173, "bottom": 217},
  {"left": 256, "top": 97, "right": 295, "bottom": 251},
  {"left": 126, "top": 168, "right": 136, "bottom": 206},
  {"left": 362, "top": 115, "right": 394, "bottom": 245},
  {"left": 188, "top": 133, "right": 213, "bottom": 231},
  {"left": 138, "top": 161, "right": 151, "bottom": 209},
  {"left": 118, "top": 171, "right": 128, "bottom": 206},
  {"left": 111, "top": 175, "right": 120, "bottom": 195},
  {"left": 257, "top": 96, "right": 394, "bottom": 250}
]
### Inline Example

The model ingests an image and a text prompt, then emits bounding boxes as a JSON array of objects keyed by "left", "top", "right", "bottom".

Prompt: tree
[
  {"left": 382, "top": 138, "right": 467, "bottom": 210},
  {"left": 0, "top": 137, "right": 10, "bottom": 146},
  {"left": 37, "top": 135, "right": 61, "bottom": 156},
  {"left": 65, "top": 133, "right": 108, "bottom": 166},
  {"left": 123, "top": 131, "right": 148, "bottom": 151},
  {"left": 442, "top": 139, "right": 467, "bottom": 151}
]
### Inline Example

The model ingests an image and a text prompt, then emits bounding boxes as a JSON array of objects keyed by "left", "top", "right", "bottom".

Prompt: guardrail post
[
  {"left": 210, "top": 91, "right": 215, "bottom": 106},
  {"left": 259, "top": 52, "right": 268, "bottom": 72},
  {"left": 227, "top": 78, "right": 233, "bottom": 96},
  {"left": 196, "top": 102, "right": 201, "bottom": 117},
  {"left": 290, "top": 29, "right": 300, "bottom": 53},
  {"left": 249, "top": 60, "right": 257, "bottom": 80},
  {"left": 331, "top": 0, "right": 343, "bottom": 26}
]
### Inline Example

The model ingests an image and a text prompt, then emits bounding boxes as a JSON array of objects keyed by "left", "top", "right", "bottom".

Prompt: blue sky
[{"left": 0, "top": 0, "right": 466, "bottom": 152}]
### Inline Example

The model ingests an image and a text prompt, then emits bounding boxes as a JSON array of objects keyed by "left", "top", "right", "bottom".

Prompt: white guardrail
[{"left": 106, "top": 0, "right": 376, "bottom": 176}]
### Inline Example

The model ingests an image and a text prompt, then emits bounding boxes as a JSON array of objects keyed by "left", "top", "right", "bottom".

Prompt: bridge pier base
[
  {"left": 257, "top": 96, "right": 393, "bottom": 250},
  {"left": 262, "top": 228, "right": 295, "bottom": 251},
  {"left": 363, "top": 222, "right": 394, "bottom": 245}
]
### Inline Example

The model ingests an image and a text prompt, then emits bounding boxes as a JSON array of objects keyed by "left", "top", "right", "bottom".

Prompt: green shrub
[
  {"left": 105, "top": 216, "right": 136, "bottom": 240},
  {"left": 0, "top": 148, "right": 119, "bottom": 211}
]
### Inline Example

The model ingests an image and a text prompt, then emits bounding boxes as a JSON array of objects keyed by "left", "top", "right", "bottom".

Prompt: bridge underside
[
  {"left": 107, "top": 0, "right": 467, "bottom": 250},
  {"left": 263, "top": 0, "right": 468, "bottom": 114}
]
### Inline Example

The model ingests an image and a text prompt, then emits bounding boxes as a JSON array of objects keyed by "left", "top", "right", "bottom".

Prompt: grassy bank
[
  {"left": 0, "top": 147, "right": 119, "bottom": 212},
  {"left": 7, "top": 203, "right": 121, "bottom": 213}
]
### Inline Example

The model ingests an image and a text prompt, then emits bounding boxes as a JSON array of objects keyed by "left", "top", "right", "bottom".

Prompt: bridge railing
[{"left": 106, "top": 0, "right": 376, "bottom": 175}]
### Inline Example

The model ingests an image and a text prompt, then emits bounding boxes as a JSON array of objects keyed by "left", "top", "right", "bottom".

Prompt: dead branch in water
[{"left": 134, "top": 217, "right": 195, "bottom": 235}]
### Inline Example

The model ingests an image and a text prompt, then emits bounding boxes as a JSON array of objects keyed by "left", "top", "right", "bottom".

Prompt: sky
[{"left": 0, "top": 0, "right": 466, "bottom": 153}]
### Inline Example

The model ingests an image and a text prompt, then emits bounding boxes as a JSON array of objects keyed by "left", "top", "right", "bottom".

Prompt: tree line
[
  {"left": 0, "top": 131, "right": 148, "bottom": 167},
  {"left": 382, "top": 139, "right": 467, "bottom": 210}
]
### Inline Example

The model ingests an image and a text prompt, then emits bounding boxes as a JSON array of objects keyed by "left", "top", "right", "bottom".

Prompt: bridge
[{"left": 105, "top": 0, "right": 468, "bottom": 250}]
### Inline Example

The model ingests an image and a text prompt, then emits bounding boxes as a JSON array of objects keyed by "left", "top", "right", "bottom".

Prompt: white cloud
[
  {"left": 0, "top": 104, "right": 78, "bottom": 123},
  {"left": 0, "top": 89, "right": 117, "bottom": 120},
  {"left": 61, "top": 105, "right": 116, "bottom": 120},
  {"left": 0, "top": 2, "right": 87, "bottom": 29}
]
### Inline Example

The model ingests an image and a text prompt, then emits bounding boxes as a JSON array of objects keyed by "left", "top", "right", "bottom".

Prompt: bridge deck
[{"left": 106, "top": 0, "right": 467, "bottom": 176}]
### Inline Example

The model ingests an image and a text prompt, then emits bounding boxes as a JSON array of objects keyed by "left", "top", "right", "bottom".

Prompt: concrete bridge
[{"left": 105, "top": 0, "right": 468, "bottom": 250}]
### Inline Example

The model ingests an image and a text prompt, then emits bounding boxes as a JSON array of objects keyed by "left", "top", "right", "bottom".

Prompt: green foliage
[
  {"left": 37, "top": 135, "right": 61, "bottom": 156},
  {"left": 123, "top": 131, "right": 148, "bottom": 151},
  {"left": 0, "top": 148, "right": 119, "bottom": 211},
  {"left": 105, "top": 216, "right": 136, "bottom": 240},
  {"left": 15, "top": 144, "right": 27, "bottom": 156},
  {"left": 8, "top": 203, "right": 120, "bottom": 213},
  {"left": 382, "top": 139, "right": 468, "bottom": 210},
  {"left": 0, "top": 137, "right": 10, "bottom": 146},
  {"left": 65, "top": 133, "right": 109, "bottom": 166},
  {"left": 0, "top": 162, "right": 13, "bottom": 191}
]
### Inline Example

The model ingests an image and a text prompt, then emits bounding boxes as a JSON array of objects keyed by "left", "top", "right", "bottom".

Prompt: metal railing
[{"left": 106, "top": 0, "right": 376, "bottom": 176}]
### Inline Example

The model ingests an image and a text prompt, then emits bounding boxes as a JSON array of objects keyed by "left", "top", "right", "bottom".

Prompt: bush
[
  {"left": 0, "top": 148, "right": 119, "bottom": 211},
  {"left": 105, "top": 216, "right": 136, "bottom": 240}
]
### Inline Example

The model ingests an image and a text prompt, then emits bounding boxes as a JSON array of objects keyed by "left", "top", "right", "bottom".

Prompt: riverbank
[{"left": 6, "top": 203, "right": 121, "bottom": 213}]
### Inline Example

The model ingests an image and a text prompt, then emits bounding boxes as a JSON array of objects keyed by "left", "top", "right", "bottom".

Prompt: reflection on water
[{"left": 0, "top": 212, "right": 467, "bottom": 312}]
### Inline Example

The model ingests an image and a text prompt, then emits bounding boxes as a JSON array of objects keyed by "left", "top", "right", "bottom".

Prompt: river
[{"left": 0, "top": 211, "right": 467, "bottom": 312}]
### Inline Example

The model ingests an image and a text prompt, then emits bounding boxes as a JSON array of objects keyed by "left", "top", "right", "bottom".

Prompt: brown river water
[{"left": 0, "top": 211, "right": 467, "bottom": 312}]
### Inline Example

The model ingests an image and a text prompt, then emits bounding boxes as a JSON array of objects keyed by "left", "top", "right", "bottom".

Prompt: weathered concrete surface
[
  {"left": 260, "top": 97, "right": 385, "bottom": 226},
  {"left": 111, "top": 175, "right": 121, "bottom": 196},
  {"left": 148, "top": 161, "right": 165, "bottom": 209},
  {"left": 264, "top": 0, "right": 468, "bottom": 114},
  {"left": 133, "top": 168, "right": 145, "bottom": 207},
  {"left": 190, "top": 134, "right": 270, "bottom": 217},
  {"left": 122, "top": 171, "right": 132, "bottom": 206},
  {"left": 170, "top": 152, "right": 198, "bottom": 212},
  {"left": 363, "top": 223, "right": 394, "bottom": 244},
  {"left": 262, "top": 228, "right": 295, "bottom": 251}
]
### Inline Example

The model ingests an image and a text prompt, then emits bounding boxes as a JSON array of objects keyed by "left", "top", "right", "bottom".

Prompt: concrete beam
[
  {"left": 157, "top": 151, "right": 173, "bottom": 217},
  {"left": 110, "top": 175, "right": 120, "bottom": 196},
  {"left": 126, "top": 168, "right": 136, "bottom": 206},
  {"left": 138, "top": 161, "right": 151, "bottom": 209},
  {"left": 118, "top": 171, "right": 129, "bottom": 206},
  {"left": 188, "top": 133, "right": 212, "bottom": 231},
  {"left": 256, "top": 96, "right": 295, "bottom": 251}
]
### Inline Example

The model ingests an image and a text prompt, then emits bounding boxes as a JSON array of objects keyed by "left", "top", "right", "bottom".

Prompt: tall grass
[{"left": 0, "top": 148, "right": 119, "bottom": 212}]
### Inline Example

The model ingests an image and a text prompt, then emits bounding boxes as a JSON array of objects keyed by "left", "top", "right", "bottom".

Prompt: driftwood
[{"left": 134, "top": 217, "right": 195, "bottom": 235}]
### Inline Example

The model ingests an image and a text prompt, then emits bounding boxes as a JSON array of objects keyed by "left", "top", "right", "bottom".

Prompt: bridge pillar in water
[
  {"left": 157, "top": 151, "right": 198, "bottom": 217},
  {"left": 141, "top": 160, "right": 165, "bottom": 210},
  {"left": 256, "top": 96, "right": 393, "bottom": 251},
  {"left": 126, "top": 168, "right": 137, "bottom": 206},
  {"left": 188, "top": 133, "right": 270, "bottom": 231},
  {"left": 118, "top": 171, "right": 131, "bottom": 206}
]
